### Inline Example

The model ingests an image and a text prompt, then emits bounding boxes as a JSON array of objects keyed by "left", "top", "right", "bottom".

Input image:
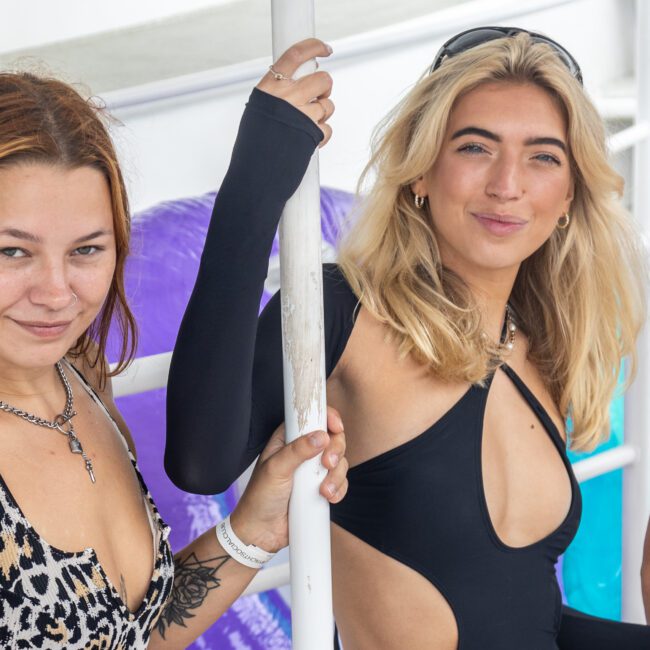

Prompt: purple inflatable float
[{"left": 107, "top": 187, "right": 353, "bottom": 649}]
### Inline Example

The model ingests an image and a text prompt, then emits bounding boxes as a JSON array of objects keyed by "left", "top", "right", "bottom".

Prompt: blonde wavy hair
[{"left": 338, "top": 33, "right": 647, "bottom": 451}]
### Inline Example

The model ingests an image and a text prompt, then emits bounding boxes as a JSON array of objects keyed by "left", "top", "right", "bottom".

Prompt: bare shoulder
[{"left": 67, "top": 344, "right": 138, "bottom": 458}]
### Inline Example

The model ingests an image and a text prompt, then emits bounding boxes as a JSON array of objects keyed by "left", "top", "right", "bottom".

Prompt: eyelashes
[
  {"left": 533, "top": 153, "right": 562, "bottom": 166},
  {"left": 456, "top": 143, "right": 562, "bottom": 166},
  {"left": 0, "top": 245, "right": 106, "bottom": 260},
  {"left": 457, "top": 143, "right": 487, "bottom": 155},
  {"left": 72, "top": 245, "right": 105, "bottom": 256},
  {"left": 0, "top": 247, "right": 27, "bottom": 258}
]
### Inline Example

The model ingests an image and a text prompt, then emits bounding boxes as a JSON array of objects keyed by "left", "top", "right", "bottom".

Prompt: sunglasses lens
[
  {"left": 445, "top": 28, "right": 512, "bottom": 56},
  {"left": 529, "top": 36, "right": 583, "bottom": 82},
  {"left": 430, "top": 27, "right": 582, "bottom": 84}
]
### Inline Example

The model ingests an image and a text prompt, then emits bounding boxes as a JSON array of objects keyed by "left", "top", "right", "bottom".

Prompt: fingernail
[
  {"left": 326, "top": 483, "right": 336, "bottom": 497},
  {"left": 335, "top": 415, "right": 344, "bottom": 431},
  {"left": 308, "top": 431, "right": 326, "bottom": 447},
  {"left": 329, "top": 453, "right": 339, "bottom": 467},
  {"left": 326, "top": 43, "right": 333, "bottom": 54}
]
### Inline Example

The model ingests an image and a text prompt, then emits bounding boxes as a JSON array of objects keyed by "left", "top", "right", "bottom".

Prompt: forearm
[
  {"left": 641, "top": 565, "right": 650, "bottom": 625},
  {"left": 165, "top": 88, "right": 323, "bottom": 494},
  {"left": 148, "top": 526, "right": 258, "bottom": 649},
  {"left": 151, "top": 416, "right": 346, "bottom": 647},
  {"left": 642, "top": 519, "right": 650, "bottom": 622}
]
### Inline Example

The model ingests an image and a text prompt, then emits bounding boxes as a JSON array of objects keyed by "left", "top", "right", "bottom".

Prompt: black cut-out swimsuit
[{"left": 165, "top": 88, "right": 650, "bottom": 648}]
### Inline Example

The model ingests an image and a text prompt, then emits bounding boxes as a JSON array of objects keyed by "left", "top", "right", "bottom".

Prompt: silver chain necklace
[{"left": 0, "top": 361, "right": 96, "bottom": 483}]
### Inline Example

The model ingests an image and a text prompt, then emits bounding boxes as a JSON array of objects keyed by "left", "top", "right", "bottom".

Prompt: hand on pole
[
  {"left": 229, "top": 405, "right": 347, "bottom": 554},
  {"left": 257, "top": 38, "right": 335, "bottom": 146}
]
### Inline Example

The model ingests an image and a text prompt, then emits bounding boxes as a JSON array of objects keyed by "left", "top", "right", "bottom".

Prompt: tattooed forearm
[{"left": 156, "top": 553, "right": 230, "bottom": 639}]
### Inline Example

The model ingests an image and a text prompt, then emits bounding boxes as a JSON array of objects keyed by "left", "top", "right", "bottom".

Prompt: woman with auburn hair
[
  {"left": 167, "top": 28, "right": 650, "bottom": 648},
  {"left": 0, "top": 67, "right": 345, "bottom": 649}
]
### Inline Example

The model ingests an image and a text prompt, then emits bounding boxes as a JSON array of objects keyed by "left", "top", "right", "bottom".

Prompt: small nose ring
[{"left": 71, "top": 292, "right": 78, "bottom": 306}]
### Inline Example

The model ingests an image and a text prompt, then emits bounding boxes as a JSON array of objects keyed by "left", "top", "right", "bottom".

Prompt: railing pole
[
  {"left": 622, "top": 0, "right": 650, "bottom": 624},
  {"left": 270, "top": 2, "right": 334, "bottom": 648}
]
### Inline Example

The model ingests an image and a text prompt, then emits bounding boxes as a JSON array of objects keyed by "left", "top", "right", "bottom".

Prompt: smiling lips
[
  {"left": 472, "top": 212, "right": 528, "bottom": 236},
  {"left": 12, "top": 319, "right": 72, "bottom": 339}
]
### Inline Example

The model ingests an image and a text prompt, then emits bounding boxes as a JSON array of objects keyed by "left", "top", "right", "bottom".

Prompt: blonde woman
[{"left": 167, "top": 30, "right": 650, "bottom": 648}]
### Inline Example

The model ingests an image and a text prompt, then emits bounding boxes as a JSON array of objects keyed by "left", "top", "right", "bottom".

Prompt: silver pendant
[
  {"left": 68, "top": 436, "right": 83, "bottom": 454},
  {"left": 85, "top": 460, "right": 96, "bottom": 484},
  {"left": 1, "top": 361, "right": 97, "bottom": 484},
  {"left": 68, "top": 433, "right": 96, "bottom": 484}
]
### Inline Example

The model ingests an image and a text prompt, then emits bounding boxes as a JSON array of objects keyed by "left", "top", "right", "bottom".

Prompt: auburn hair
[{"left": 0, "top": 72, "right": 137, "bottom": 385}]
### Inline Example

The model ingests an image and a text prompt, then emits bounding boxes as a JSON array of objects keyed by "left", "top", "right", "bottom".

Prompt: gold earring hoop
[
  {"left": 557, "top": 212, "right": 570, "bottom": 229},
  {"left": 414, "top": 194, "right": 425, "bottom": 209}
]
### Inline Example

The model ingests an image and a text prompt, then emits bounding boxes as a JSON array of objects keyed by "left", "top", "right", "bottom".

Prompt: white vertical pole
[
  {"left": 622, "top": 0, "right": 650, "bottom": 624},
  {"left": 271, "top": 2, "right": 334, "bottom": 648}
]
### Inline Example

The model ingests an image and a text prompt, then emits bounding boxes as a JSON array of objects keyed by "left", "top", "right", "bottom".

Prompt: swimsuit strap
[{"left": 499, "top": 362, "right": 566, "bottom": 449}]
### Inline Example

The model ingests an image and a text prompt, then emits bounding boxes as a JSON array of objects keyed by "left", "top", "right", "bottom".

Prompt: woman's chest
[
  {"left": 328, "top": 315, "right": 577, "bottom": 550},
  {"left": 0, "top": 408, "right": 158, "bottom": 612}
]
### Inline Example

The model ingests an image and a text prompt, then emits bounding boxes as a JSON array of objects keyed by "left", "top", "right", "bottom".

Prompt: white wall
[
  {"left": 104, "top": 0, "right": 632, "bottom": 212},
  {"left": 0, "top": 0, "right": 236, "bottom": 54}
]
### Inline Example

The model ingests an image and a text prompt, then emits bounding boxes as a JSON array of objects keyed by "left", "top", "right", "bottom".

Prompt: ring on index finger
[{"left": 269, "top": 65, "right": 293, "bottom": 82}]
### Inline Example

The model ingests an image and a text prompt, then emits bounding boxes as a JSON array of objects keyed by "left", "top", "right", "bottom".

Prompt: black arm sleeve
[
  {"left": 164, "top": 88, "right": 324, "bottom": 494},
  {"left": 558, "top": 606, "right": 650, "bottom": 649}
]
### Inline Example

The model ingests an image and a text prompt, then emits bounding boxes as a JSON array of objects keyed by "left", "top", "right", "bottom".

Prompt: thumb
[{"left": 267, "top": 430, "right": 328, "bottom": 479}]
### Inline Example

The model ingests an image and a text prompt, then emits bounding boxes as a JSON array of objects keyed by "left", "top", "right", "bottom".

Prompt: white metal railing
[
  {"left": 110, "top": 351, "right": 171, "bottom": 397},
  {"left": 107, "top": 0, "right": 650, "bottom": 626},
  {"left": 597, "top": 94, "right": 636, "bottom": 120},
  {"left": 609, "top": 122, "right": 650, "bottom": 155},
  {"left": 622, "top": 0, "right": 650, "bottom": 625},
  {"left": 573, "top": 445, "right": 638, "bottom": 483},
  {"left": 104, "top": 0, "right": 577, "bottom": 111},
  {"left": 243, "top": 561, "right": 291, "bottom": 597},
  {"left": 270, "top": 5, "right": 334, "bottom": 648}
]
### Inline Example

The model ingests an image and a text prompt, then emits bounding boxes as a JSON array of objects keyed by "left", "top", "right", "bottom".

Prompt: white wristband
[{"left": 215, "top": 515, "right": 276, "bottom": 569}]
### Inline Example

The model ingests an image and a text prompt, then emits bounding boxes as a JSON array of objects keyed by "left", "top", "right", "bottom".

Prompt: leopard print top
[{"left": 0, "top": 363, "right": 174, "bottom": 649}]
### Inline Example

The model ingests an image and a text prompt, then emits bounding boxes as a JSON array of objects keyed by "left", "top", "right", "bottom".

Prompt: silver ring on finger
[{"left": 269, "top": 65, "right": 292, "bottom": 82}]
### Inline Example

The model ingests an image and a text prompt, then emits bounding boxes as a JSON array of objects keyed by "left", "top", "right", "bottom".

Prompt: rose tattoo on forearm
[{"left": 156, "top": 552, "right": 230, "bottom": 638}]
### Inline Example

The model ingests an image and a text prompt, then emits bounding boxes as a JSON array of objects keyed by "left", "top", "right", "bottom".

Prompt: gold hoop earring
[
  {"left": 414, "top": 194, "right": 425, "bottom": 209},
  {"left": 557, "top": 212, "right": 570, "bottom": 229}
]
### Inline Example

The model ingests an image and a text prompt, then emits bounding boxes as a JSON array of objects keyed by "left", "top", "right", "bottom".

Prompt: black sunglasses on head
[{"left": 430, "top": 26, "right": 583, "bottom": 85}]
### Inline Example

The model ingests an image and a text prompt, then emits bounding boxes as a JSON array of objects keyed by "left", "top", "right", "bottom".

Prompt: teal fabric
[{"left": 564, "top": 393, "right": 624, "bottom": 620}]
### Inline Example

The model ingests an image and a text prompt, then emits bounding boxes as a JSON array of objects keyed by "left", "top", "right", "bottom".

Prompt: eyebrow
[
  {"left": 450, "top": 127, "right": 567, "bottom": 153},
  {"left": 73, "top": 229, "right": 113, "bottom": 244},
  {"left": 0, "top": 228, "right": 41, "bottom": 243},
  {"left": 0, "top": 228, "right": 113, "bottom": 244}
]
